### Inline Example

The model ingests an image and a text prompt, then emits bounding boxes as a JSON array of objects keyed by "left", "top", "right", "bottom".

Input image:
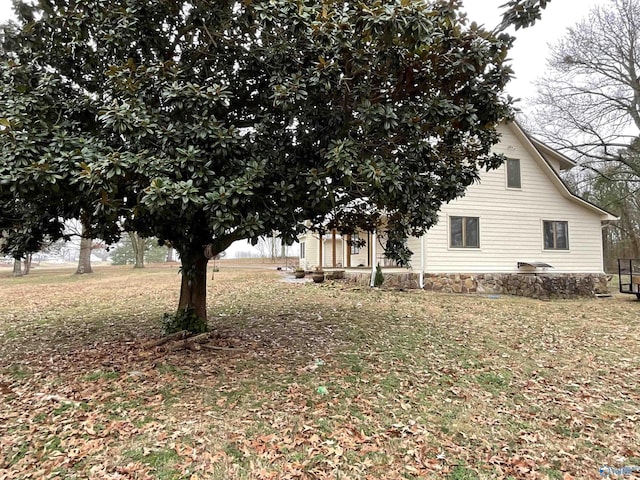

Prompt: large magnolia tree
[{"left": 0, "top": 0, "right": 549, "bottom": 329}]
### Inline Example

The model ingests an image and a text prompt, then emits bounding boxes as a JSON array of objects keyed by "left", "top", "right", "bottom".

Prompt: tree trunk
[
  {"left": 129, "top": 232, "right": 145, "bottom": 268},
  {"left": 76, "top": 236, "right": 93, "bottom": 274},
  {"left": 177, "top": 250, "right": 209, "bottom": 323},
  {"left": 12, "top": 259, "right": 22, "bottom": 277},
  {"left": 628, "top": 224, "right": 640, "bottom": 259},
  {"left": 271, "top": 231, "right": 277, "bottom": 263},
  {"left": 22, "top": 254, "right": 32, "bottom": 275},
  {"left": 619, "top": 201, "right": 640, "bottom": 259}
]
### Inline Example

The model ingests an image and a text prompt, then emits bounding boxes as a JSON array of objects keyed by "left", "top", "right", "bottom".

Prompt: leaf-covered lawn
[{"left": 0, "top": 263, "right": 638, "bottom": 479}]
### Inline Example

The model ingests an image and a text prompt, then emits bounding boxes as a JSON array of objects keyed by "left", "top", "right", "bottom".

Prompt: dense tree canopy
[
  {"left": 0, "top": 0, "right": 549, "bottom": 326},
  {"left": 0, "top": 55, "right": 117, "bottom": 259}
]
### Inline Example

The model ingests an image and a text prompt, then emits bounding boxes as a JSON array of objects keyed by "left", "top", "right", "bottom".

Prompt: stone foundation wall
[
  {"left": 424, "top": 273, "right": 609, "bottom": 299},
  {"left": 345, "top": 271, "right": 609, "bottom": 299}
]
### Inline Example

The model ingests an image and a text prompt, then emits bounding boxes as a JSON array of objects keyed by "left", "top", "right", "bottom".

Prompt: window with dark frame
[
  {"left": 543, "top": 221, "right": 569, "bottom": 250},
  {"left": 506, "top": 158, "right": 521, "bottom": 189},
  {"left": 450, "top": 216, "right": 479, "bottom": 248},
  {"left": 350, "top": 233, "right": 360, "bottom": 254},
  {"left": 300, "top": 241, "right": 305, "bottom": 259}
]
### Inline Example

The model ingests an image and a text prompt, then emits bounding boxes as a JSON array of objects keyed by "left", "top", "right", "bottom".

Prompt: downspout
[
  {"left": 346, "top": 234, "right": 351, "bottom": 268},
  {"left": 342, "top": 233, "right": 346, "bottom": 268},
  {"left": 332, "top": 229, "right": 337, "bottom": 267},
  {"left": 419, "top": 234, "right": 425, "bottom": 289},
  {"left": 370, "top": 229, "right": 377, "bottom": 287}
]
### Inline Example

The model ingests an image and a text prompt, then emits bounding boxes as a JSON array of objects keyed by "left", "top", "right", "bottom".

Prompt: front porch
[{"left": 300, "top": 229, "right": 401, "bottom": 271}]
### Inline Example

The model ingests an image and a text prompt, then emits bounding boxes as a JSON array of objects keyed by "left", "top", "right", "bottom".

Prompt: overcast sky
[{"left": 0, "top": 1, "right": 11, "bottom": 26}]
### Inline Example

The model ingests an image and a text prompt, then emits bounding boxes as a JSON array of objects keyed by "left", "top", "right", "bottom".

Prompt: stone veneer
[
  {"left": 344, "top": 272, "right": 420, "bottom": 289},
  {"left": 344, "top": 272, "right": 609, "bottom": 299}
]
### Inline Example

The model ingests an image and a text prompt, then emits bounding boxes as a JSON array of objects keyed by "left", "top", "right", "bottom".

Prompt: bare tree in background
[
  {"left": 75, "top": 216, "right": 94, "bottom": 274},
  {"left": 12, "top": 258, "right": 22, "bottom": 277},
  {"left": 255, "top": 233, "right": 282, "bottom": 263},
  {"left": 129, "top": 232, "right": 146, "bottom": 269},
  {"left": 11, "top": 255, "right": 32, "bottom": 276},
  {"left": 532, "top": 0, "right": 640, "bottom": 260},
  {"left": 65, "top": 218, "right": 105, "bottom": 274}
]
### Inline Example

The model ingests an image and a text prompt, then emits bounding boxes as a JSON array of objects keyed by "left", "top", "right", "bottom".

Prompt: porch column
[
  {"left": 332, "top": 229, "right": 337, "bottom": 268},
  {"left": 318, "top": 233, "right": 323, "bottom": 268},
  {"left": 419, "top": 234, "right": 425, "bottom": 289},
  {"left": 346, "top": 234, "right": 352, "bottom": 268},
  {"left": 370, "top": 229, "right": 377, "bottom": 287}
]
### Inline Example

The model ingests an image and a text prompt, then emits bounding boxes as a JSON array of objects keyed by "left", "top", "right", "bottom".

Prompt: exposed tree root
[
  {"left": 200, "top": 344, "right": 244, "bottom": 352},
  {"left": 143, "top": 331, "right": 243, "bottom": 353},
  {"left": 142, "top": 330, "right": 190, "bottom": 349},
  {"left": 165, "top": 332, "right": 212, "bottom": 352}
]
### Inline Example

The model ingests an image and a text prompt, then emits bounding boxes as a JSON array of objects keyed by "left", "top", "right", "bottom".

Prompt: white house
[{"left": 298, "top": 122, "right": 617, "bottom": 298}]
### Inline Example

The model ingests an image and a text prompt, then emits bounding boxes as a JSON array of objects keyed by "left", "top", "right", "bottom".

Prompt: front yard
[{"left": 0, "top": 264, "right": 638, "bottom": 479}]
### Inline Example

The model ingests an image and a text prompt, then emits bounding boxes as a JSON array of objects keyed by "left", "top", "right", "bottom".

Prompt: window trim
[
  {"left": 542, "top": 220, "right": 569, "bottom": 251},
  {"left": 449, "top": 216, "right": 480, "bottom": 249},
  {"left": 506, "top": 158, "right": 522, "bottom": 189}
]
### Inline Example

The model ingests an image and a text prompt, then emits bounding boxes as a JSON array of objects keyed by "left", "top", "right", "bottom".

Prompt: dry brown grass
[{"left": 0, "top": 263, "right": 639, "bottom": 479}]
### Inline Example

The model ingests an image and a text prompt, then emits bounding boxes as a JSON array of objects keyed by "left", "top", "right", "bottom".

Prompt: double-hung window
[
  {"left": 543, "top": 221, "right": 569, "bottom": 250},
  {"left": 450, "top": 216, "right": 480, "bottom": 248},
  {"left": 300, "top": 241, "right": 306, "bottom": 259}
]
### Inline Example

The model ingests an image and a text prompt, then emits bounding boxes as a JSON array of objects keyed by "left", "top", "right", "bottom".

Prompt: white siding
[
  {"left": 323, "top": 238, "right": 344, "bottom": 267},
  {"left": 407, "top": 236, "right": 422, "bottom": 267},
  {"left": 546, "top": 157, "right": 561, "bottom": 173},
  {"left": 350, "top": 232, "right": 370, "bottom": 267},
  {"left": 410, "top": 123, "right": 606, "bottom": 274},
  {"left": 299, "top": 233, "right": 319, "bottom": 270}
]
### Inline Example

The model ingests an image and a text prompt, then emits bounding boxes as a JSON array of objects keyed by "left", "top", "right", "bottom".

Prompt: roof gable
[{"left": 505, "top": 121, "right": 617, "bottom": 221}]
